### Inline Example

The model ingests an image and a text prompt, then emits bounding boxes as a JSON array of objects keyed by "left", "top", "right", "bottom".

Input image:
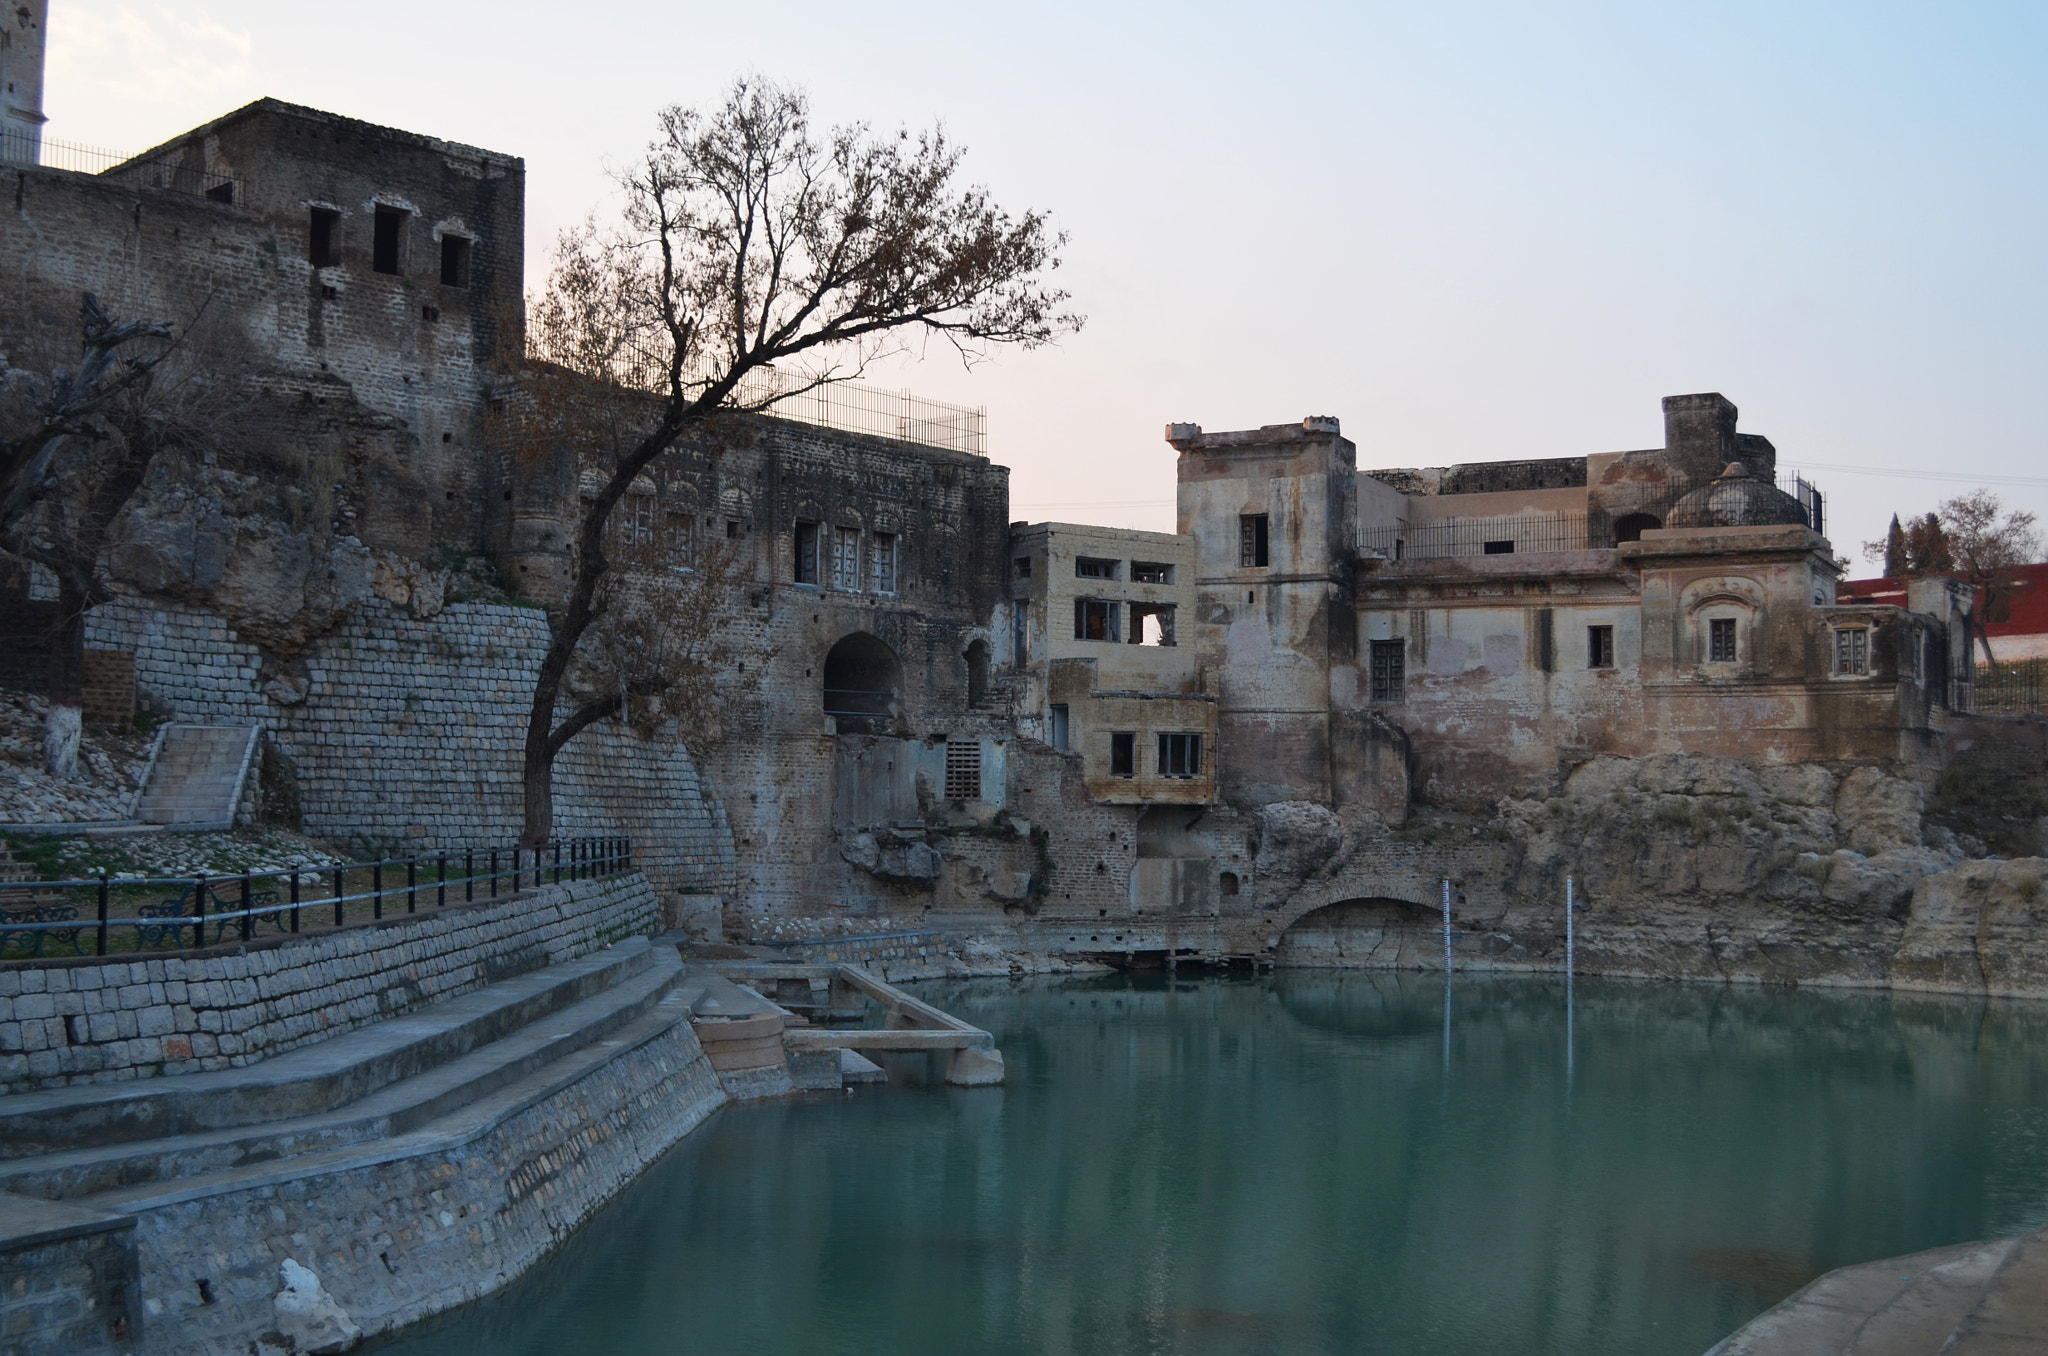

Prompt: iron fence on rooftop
[
  {"left": 1360, "top": 514, "right": 1591, "bottom": 561},
  {"left": 2, "top": 129, "right": 244, "bottom": 204},
  {"left": 0, "top": 836, "right": 633, "bottom": 962}
]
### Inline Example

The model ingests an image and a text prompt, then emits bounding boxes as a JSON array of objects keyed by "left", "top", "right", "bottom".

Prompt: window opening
[
  {"left": 372, "top": 205, "right": 406, "bottom": 275},
  {"left": 205, "top": 182, "right": 234, "bottom": 205},
  {"left": 1536, "top": 607, "right": 1554, "bottom": 673},
  {"left": 1157, "top": 732, "right": 1202, "bottom": 777},
  {"left": 666, "top": 513, "right": 693, "bottom": 569},
  {"left": 1014, "top": 556, "right": 1033, "bottom": 578},
  {"left": 1075, "top": 598, "right": 1120, "bottom": 642},
  {"left": 945, "top": 740, "right": 982, "bottom": 801},
  {"left": 440, "top": 235, "right": 472, "bottom": 288},
  {"left": 831, "top": 526, "right": 861, "bottom": 591},
  {"left": 966, "top": 641, "right": 990, "bottom": 708},
  {"left": 1075, "top": 556, "right": 1119, "bottom": 580},
  {"left": 309, "top": 208, "right": 340, "bottom": 266},
  {"left": 726, "top": 519, "right": 741, "bottom": 539},
  {"left": 1049, "top": 704, "right": 1070, "bottom": 751},
  {"left": 1110, "top": 732, "right": 1136, "bottom": 778},
  {"left": 1613, "top": 513, "right": 1660, "bottom": 544},
  {"left": 616, "top": 497, "right": 655, "bottom": 550},
  {"left": 1012, "top": 604, "right": 1028, "bottom": 668},
  {"left": 1483, "top": 540, "right": 1515, "bottom": 555},
  {"left": 1709, "top": 617, "right": 1738, "bottom": 663},
  {"left": 1132, "top": 561, "right": 1174, "bottom": 584},
  {"left": 1588, "top": 625, "right": 1615, "bottom": 669},
  {"left": 870, "top": 532, "right": 897, "bottom": 594},
  {"left": 1129, "top": 603, "right": 1176, "bottom": 647},
  {"left": 1913, "top": 629, "right": 1925, "bottom": 683},
  {"left": 1370, "top": 639, "right": 1405, "bottom": 703},
  {"left": 1219, "top": 871, "right": 1240, "bottom": 896},
  {"left": 1240, "top": 514, "right": 1269, "bottom": 568},
  {"left": 1835, "top": 627, "right": 1869, "bottom": 676},
  {"left": 794, "top": 522, "right": 820, "bottom": 584}
]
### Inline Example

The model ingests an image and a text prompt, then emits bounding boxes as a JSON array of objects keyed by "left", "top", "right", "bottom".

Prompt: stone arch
[
  {"left": 1612, "top": 512, "right": 1660, "bottom": 544},
  {"left": 1273, "top": 895, "right": 1442, "bottom": 968},
  {"left": 822, "top": 632, "right": 901, "bottom": 734}
]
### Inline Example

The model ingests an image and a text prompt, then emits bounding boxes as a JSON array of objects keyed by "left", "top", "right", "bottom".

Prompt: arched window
[
  {"left": 1612, "top": 512, "right": 1661, "bottom": 544},
  {"left": 965, "top": 640, "right": 990, "bottom": 708},
  {"left": 822, "top": 633, "right": 901, "bottom": 733}
]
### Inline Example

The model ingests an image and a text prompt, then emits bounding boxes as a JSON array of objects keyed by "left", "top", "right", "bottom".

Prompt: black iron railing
[{"left": 0, "top": 836, "right": 633, "bottom": 961}]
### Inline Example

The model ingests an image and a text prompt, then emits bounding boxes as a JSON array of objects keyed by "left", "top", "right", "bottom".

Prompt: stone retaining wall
[
  {"left": 0, "top": 1202, "right": 139, "bottom": 1356},
  {"left": 84, "top": 596, "right": 739, "bottom": 896},
  {"left": 767, "top": 929, "right": 951, "bottom": 979},
  {"left": 0, "top": 874, "right": 659, "bottom": 1096}
]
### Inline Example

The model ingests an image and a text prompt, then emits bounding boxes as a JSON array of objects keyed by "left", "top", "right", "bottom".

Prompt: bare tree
[
  {"left": 1863, "top": 511, "right": 1954, "bottom": 578},
  {"left": 0, "top": 295, "right": 181, "bottom": 777},
  {"left": 1938, "top": 490, "right": 2044, "bottom": 671},
  {"left": 510, "top": 77, "right": 1078, "bottom": 846}
]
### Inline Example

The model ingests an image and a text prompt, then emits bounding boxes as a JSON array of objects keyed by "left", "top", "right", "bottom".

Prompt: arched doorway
[
  {"left": 1612, "top": 512, "right": 1661, "bottom": 544},
  {"left": 822, "top": 632, "right": 901, "bottom": 734},
  {"left": 965, "top": 640, "right": 990, "bottom": 708},
  {"left": 1275, "top": 896, "right": 1439, "bottom": 967}
]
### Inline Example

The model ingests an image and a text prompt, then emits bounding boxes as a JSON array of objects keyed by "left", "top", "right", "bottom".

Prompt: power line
[{"left": 1780, "top": 461, "right": 2048, "bottom": 489}]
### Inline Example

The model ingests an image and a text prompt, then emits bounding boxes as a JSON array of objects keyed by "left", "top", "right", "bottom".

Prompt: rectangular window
[
  {"left": 726, "top": 518, "right": 741, "bottom": 539},
  {"left": 1132, "top": 561, "right": 1175, "bottom": 584},
  {"left": 831, "top": 526, "right": 861, "bottom": 591},
  {"left": 205, "top": 182, "right": 235, "bottom": 205},
  {"left": 1835, "top": 627, "right": 1869, "bottom": 676},
  {"left": 372, "top": 205, "right": 406, "bottom": 275},
  {"left": 1157, "top": 732, "right": 1202, "bottom": 778},
  {"left": 1129, "top": 603, "right": 1176, "bottom": 646},
  {"left": 1536, "top": 607, "right": 1554, "bottom": 673},
  {"left": 1075, "top": 556, "right": 1119, "bottom": 580},
  {"left": 616, "top": 497, "right": 655, "bottom": 550},
  {"left": 440, "top": 235, "right": 472, "bottom": 288},
  {"left": 794, "top": 521, "right": 820, "bottom": 584},
  {"left": 309, "top": 208, "right": 340, "bottom": 267},
  {"left": 1370, "top": 639, "right": 1405, "bottom": 703},
  {"left": 1049, "top": 704, "right": 1069, "bottom": 752},
  {"left": 944, "top": 740, "right": 982, "bottom": 801},
  {"left": 1913, "top": 629, "right": 1925, "bottom": 683},
  {"left": 1012, "top": 603, "right": 1027, "bottom": 668},
  {"left": 665, "top": 512, "right": 693, "bottom": 568},
  {"left": 1075, "top": 598, "right": 1120, "bottom": 642},
  {"left": 1014, "top": 555, "right": 1033, "bottom": 579},
  {"left": 870, "top": 532, "right": 897, "bottom": 594},
  {"left": 1240, "top": 514, "right": 1270, "bottom": 568},
  {"left": 1588, "top": 625, "right": 1615, "bottom": 669},
  {"left": 1110, "top": 731, "right": 1135, "bottom": 778},
  {"left": 1483, "top": 540, "right": 1515, "bottom": 555},
  {"left": 1710, "top": 617, "right": 1737, "bottom": 663}
]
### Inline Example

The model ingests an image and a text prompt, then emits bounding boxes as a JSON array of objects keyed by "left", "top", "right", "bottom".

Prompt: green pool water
[{"left": 371, "top": 971, "right": 2048, "bottom": 1356}]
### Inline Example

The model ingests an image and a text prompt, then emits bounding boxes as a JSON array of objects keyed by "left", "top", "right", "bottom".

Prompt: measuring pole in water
[
  {"left": 1566, "top": 875, "right": 1575, "bottom": 980},
  {"left": 1442, "top": 878, "right": 1453, "bottom": 974}
]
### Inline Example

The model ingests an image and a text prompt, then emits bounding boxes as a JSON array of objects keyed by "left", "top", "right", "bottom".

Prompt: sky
[{"left": 38, "top": 0, "right": 2048, "bottom": 559}]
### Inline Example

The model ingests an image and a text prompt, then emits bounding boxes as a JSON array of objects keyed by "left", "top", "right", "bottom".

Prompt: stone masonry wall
[
  {"left": 0, "top": 873, "right": 657, "bottom": 1096},
  {"left": 84, "top": 596, "right": 737, "bottom": 896},
  {"left": 0, "top": 1214, "right": 140, "bottom": 1356}
]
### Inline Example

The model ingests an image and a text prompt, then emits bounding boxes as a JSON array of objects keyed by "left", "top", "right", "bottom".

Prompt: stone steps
[
  {"left": 134, "top": 723, "right": 262, "bottom": 828},
  {"left": 0, "top": 937, "right": 658, "bottom": 1159},
  {"left": 0, "top": 946, "right": 682, "bottom": 1201},
  {"left": 1706, "top": 1227, "right": 2048, "bottom": 1355}
]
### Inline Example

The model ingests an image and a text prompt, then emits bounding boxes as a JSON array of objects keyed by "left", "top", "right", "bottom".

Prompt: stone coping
[{"left": 0, "top": 1190, "right": 131, "bottom": 1249}]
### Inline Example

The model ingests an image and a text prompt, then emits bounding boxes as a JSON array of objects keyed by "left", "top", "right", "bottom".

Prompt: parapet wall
[
  {"left": 0, "top": 873, "right": 658, "bottom": 1096},
  {"left": 84, "top": 596, "right": 738, "bottom": 895}
]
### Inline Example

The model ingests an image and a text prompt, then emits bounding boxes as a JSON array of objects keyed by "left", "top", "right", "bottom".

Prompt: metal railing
[
  {"left": 2, "top": 129, "right": 243, "bottom": 203},
  {"left": 1964, "top": 663, "right": 2048, "bottom": 716},
  {"left": 0, "top": 836, "right": 633, "bottom": 961},
  {"left": 1361, "top": 514, "right": 1590, "bottom": 561}
]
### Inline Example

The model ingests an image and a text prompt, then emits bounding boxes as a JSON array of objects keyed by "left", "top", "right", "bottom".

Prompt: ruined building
[{"left": 0, "top": 94, "right": 1997, "bottom": 964}]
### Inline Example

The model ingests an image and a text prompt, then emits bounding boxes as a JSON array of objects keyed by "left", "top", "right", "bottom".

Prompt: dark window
[
  {"left": 1014, "top": 556, "right": 1032, "bottom": 578},
  {"left": 1075, "top": 556, "right": 1119, "bottom": 580},
  {"left": 794, "top": 522, "right": 820, "bottom": 584},
  {"left": 1588, "top": 625, "right": 1615, "bottom": 669},
  {"left": 1240, "top": 514, "right": 1269, "bottom": 568},
  {"left": 1110, "top": 732, "right": 1136, "bottom": 778},
  {"left": 1157, "top": 732, "right": 1202, "bottom": 777},
  {"left": 870, "top": 533, "right": 897, "bottom": 593},
  {"left": 1129, "top": 603, "right": 1175, "bottom": 646},
  {"left": 1370, "top": 639, "right": 1405, "bottom": 703},
  {"left": 1483, "top": 540, "right": 1515, "bottom": 555},
  {"left": 1613, "top": 513, "right": 1660, "bottom": 544},
  {"left": 966, "top": 641, "right": 990, "bottom": 708},
  {"left": 372, "top": 205, "right": 406, "bottom": 275},
  {"left": 945, "top": 740, "right": 982, "bottom": 800},
  {"left": 1132, "top": 561, "right": 1174, "bottom": 584},
  {"left": 320, "top": 284, "right": 338, "bottom": 301},
  {"left": 1219, "top": 871, "right": 1240, "bottom": 896},
  {"left": 421, "top": 305, "right": 439, "bottom": 322},
  {"left": 440, "top": 235, "right": 472, "bottom": 288},
  {"left": 205, "top": 182, "right": 234, "bottom": 205},
  {"left": 1049, "top": 704, "right": 1069, "bottom": 751},
  {"left": 1709, "top": 617, "right": 1737, "bottom": 663},
  {"left": 309, "top": 208, "right": 340, "bottom": 266},
  {"left": 726, "top": 519, "right": 741, "bottom": 539},
  {"left": 1536, "top": 607, "right": 1554, "bottom": 673},
  {"left": 1075, "top": 598, "right": 1120, "bottom": 642},
  {"left": 1835, "top": 627, "right": 1869, "bottom": 676}
]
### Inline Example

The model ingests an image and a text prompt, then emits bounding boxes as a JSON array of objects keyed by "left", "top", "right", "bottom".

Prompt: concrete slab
[
  {"left": 1706, "top": 1237, "right": 2022, "bottom": 1356},
  {"left": 1942, "top": 1226, "right": 2048, "bottom": 1354},
  {"left": 0, "top": 1190, "right": 131, "bottom": 1248}
]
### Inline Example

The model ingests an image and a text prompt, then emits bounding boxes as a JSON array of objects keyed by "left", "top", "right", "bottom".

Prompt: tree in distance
[
  {"left": 506, "top": 76, "right": 1080, "bottom": 847},
  {"left": 1864, "top": 489, "right": 2045, "bottom": 671}
]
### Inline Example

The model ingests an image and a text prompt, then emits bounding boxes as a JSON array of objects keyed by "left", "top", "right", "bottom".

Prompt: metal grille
[
  {"left": 944, "top": 741, "right": 982, "bottom": 801},
  {"left": 1361, "top": 515, "right": 1589, "bottom": 561},
  {"left": 1370, "top": 640, "right": 1405, "bottom": 703}
]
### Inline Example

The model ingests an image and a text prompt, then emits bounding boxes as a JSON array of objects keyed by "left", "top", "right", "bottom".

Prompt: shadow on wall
[
  {"left": 823, "top": 632, "right": 901, "bottom": 735},
  {"left": 1274, "top": 896, "right": 1441, "bottom": 968}
]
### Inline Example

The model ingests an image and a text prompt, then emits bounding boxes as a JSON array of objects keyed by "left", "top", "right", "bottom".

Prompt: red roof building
[{"left": 1842, "top": 563, "right": 2048, "bottom": 664}]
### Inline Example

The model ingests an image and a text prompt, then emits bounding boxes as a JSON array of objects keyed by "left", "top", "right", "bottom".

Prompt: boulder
[
  {"left": 1836, "top": 767, "right": 1926, "bottom": 856},
  {"left": 272, "top": 1258, "right": 360, "bottom": 1353}
]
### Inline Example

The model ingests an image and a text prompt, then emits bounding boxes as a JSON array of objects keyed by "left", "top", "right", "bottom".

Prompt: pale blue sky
[{"left": 41, "top": 1, "right": 2048, "bottom": 554}]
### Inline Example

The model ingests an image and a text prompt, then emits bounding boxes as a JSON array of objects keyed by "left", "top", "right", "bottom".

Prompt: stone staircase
[
  {"left": 134, "top": 724, "right": 263, "bottom": 829},
  {"left": 1709, "top": 1226, "right": 2048, "bottom": 1354}
]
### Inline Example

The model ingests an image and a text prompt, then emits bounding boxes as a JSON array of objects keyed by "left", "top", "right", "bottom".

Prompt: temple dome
[{"left": 1666, "top": 463, "right": 1811, "bottom": 530}]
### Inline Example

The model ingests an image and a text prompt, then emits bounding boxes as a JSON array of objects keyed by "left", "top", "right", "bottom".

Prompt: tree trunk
[{"left": 43, "top": 580, "right": 86, "bottom": 780}]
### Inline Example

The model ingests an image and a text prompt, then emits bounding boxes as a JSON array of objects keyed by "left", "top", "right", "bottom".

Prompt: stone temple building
[{"left": 0, "top": 93, "right": 1990, "bottom": 962}]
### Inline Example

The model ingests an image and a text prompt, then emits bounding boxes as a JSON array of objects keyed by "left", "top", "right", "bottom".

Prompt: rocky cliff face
[{"left": 1266, "top": 744, "right": 2048, "bottom": 1000}]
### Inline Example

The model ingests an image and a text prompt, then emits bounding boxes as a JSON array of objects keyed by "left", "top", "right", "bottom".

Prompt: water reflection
[{"left": 371, "top": 973, "right": 2048, "bottom": 1356}]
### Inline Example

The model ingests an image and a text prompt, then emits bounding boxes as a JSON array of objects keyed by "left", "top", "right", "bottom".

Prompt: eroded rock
[{"left": 272, "top": 1258, "right": 360, "bottom": 1353}]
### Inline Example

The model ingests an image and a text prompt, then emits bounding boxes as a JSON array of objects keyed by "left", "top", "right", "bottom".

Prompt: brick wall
[
  {"left": 0, "top": 873, "right": 657, "bottom": 1095},
  {"left": 84, "top": 597, "right": 737, "bottom": 895}
]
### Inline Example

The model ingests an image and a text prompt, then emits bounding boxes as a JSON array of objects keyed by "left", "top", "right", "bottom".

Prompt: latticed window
[
  {"left": 1157, "top": 732, "right": 1202, "bottom": 777},
  {"left": 617, "top": 497, "right": 655, "bottom": 550},
  {"left": 1240, "top": 514, "right": 1269, "bottom": 568},
  {"left": 1836, "top": 627, "right": 1869, "bottom": 676},
  {"left": 1588, "top": 625, "right": 1614, "bottom": 669},
  {"left": 1075, "top": 598, "right": 1120, "bottom": 642},
  {"left": 1370, "top": 639, "right": 1405, "bottom": 703},
  {"left": 794, "top": 522, "right": 819, "bottom": 584},
  {"left": 831, "top": 526, "right": 862, "bottom": 591},
  {"left": 1709, "top": 618, "right": 1737, "bottom": 663},
  {"left": 944, "top": 740, "right": 982, "bottom": 800},
  {"left": 871, "top": 532, "right": 897, "bottom": 593}
]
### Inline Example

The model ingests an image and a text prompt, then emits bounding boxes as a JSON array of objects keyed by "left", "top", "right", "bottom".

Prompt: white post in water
[
  {"left": 1441, "top": 878, "right": 1453, "bottom": 1079},
  {"left": 1565, "top": 874, "right": 1576, "bottom": 1089},
  {"left": 1566, "top": 875, "right": 1575, "bottom": 980},
  {"left": 1442, "top": 878, "right": 1452, "bottom": 974}
]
